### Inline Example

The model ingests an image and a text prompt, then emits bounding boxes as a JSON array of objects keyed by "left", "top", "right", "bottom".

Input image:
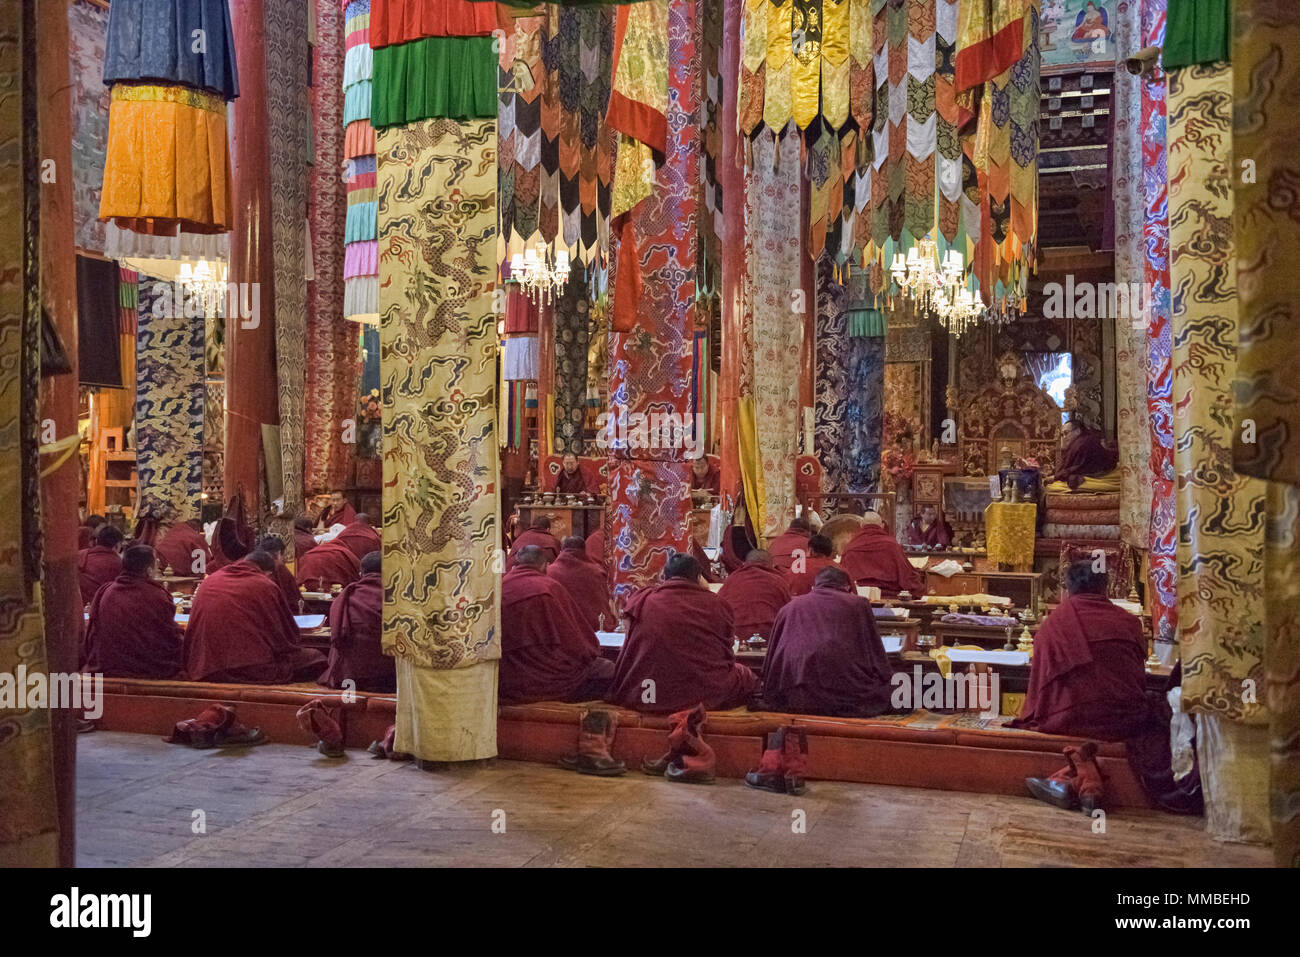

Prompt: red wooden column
[
  {"left": 717, "top": 0, "right": 744, "bottom": 501},
  {"left": 225, "top": 0, "right": 279, "bottom": 514}
]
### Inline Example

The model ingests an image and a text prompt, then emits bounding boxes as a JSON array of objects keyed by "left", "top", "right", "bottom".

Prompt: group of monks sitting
[{"left": 77, "top": 495, "right": 394, "bottom": 695}]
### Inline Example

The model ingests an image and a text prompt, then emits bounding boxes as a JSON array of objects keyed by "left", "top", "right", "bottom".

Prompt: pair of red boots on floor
[
  {"left": 745, "top": 726, "right": 808, "bottom": 796},
  {"left": 164, "top": 703, "right": 266, "bottom": 749},
  {"left": 1025, "top": 741, "right": 1106, "bottom": 813},
  {"left": 559, "top": 705, "right": 718, "bottom": 783}
]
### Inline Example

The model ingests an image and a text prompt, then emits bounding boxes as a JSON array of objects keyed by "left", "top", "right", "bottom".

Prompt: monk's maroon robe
[
  {"left": 77, "top": 525, "right": 93, "bottom": 550},
  {"left": 767, "top": 526, "right": 810, "bottom": 572},
  {"left": 762, "top": 584, "right": 893, "bottom": 717},
  {"left": 78, "top": 545, "right": 122, "bottom": 605},
  {"left": 718, "top": 562, "right": 792, "bottom": 641},
  {"left": 1054, "top": 428, "right": 1119, "bottom": 490},
  {"left": 332, "top": 521, "right": 381, "bottom": 560},
  {"left": 83, "top": 572, "right": 183, "bottom": 678},
  {"left": 585, "top": 529, "right": 605, "bottom": 567},
  {"left": 293, "top": 528, "right": 319, "bottom": 559},
  {"left": 839, "top": 524, "right": 927, "bottom": 597},
  {"left": 555, "top": 468, "right": 592, "bottom": 495},
  {"left": 318, "top": 501, "right": 357, "bottom": 528},
  {"left": 272, "top": 563, "right": 300, "bottom": 611},
  {"left": 1009, "top": 592, "right": 1149, "bottom": 739},
  {"left": 905, "top": 517, "right": 953, "bottom": 548},
  {"left": 607, "top": 578, "right": 758, "bottom": 713},
  {"left": 547, "top": 549, "right": 614, "bottom": 633},
  {"left": 154, "top": 523, "right": 212, "bottom": 576},
  {"left": 183, "top": 562, "right": 325, "bottom": 683},
  {"left": 499, "top": 566, "right": 611, "bottom": 703},
  {"left": 319, "top": 571, "right": 394, "bottom": 692},
  {"left": 296, "top": 539, "right": 362, "bottom": 590},
  {"left": 690, "top": 462, "right": 721, "bottom": 496},
  {"left": 508, "top": 528, "right": 561, "bottom": 565},
  {"left": 783, "top": 554, "right": 838, "bottom": 597}
]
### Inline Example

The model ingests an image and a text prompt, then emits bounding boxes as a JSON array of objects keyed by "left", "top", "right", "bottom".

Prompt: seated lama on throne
[{"left": 1045, "top": 415, "right": 1119, "bottom": 494}]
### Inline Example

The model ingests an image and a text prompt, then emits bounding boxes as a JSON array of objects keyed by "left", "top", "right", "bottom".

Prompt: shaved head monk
[
  {"left": 296, "top": 535, "right": 361, "bottom": 591},
  {"left": 767, "top": 515, "right": 811, "bottom": 572},
  {"left": 78, "top": 513, "right": 107, "bottom": 550},
  {"left": 607, "top": 553, "right": 758, "bottom": 713},
  {"left": 689, "top": 455, "right": 721, "bottom": 497},
  {"left": 318, "top": 490, "right": 356, "bottom": 530},
  {"left": 784, "top": 534, "right": 837, "bottom": 596},
  {"left": 905, "top": 505, "right": 952, "bottom": 549},
  {"left": 548, "top": 536, "right": 616, "bottom": 632},
  {"left": 509, "top": 515, "right": 561, "bottom": 567},
  {"left": 320, "top": 551, "right": 394, "bottom": 693},
  {"left": 838, "top": 512, "right": 926, "bottom": 597},
  {"left": 257, "top": 535, "right": 301, "bottom": 612},
  {"left": 79, "top": 524, "right": 125, "bottom": 605},
  {"left": 184, "top": 551, "right": 326, "bottom": 684},
  {"left": 1050, "top": 420, "right": 1119, "bottom": 491},
  {"left": 555, "top": 451, "right": 593, "bottom": 495},
  {"left": 333, "top": 512, "right": 382, "bottom": 560},
  {"left": 292, "top": 514, "right": 318, "bottom": 559},
  {"left": 500, "top": 545, "right": 614, "bottom": 703},
  {"left": 761, "top": 566, "right": 893, "bottom": 717},
  {"left": 717, "top": 549, "right": 792, "bottom": 641},
  {"left": 83, "top": 545, "right": 183, "bottom": 679},
  {"left": 154, "top": 518, "right": 213, "bottom": 577}
]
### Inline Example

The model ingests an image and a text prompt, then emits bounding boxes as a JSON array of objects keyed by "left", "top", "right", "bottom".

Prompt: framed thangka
[{"left": 1040, "top": 0, "right": 1116, "bottom": 72}]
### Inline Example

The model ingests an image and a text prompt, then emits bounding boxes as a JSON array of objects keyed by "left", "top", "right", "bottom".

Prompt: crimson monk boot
[
  {"left": 782, "top": 726, "right": 809, "bottom": 795},
  {"left": 1025, "top": 750, "right": 1081, "bottom": 810},
  {"left": 745, "top": 728, "right": 789, "bottom": 794},
  {"left": 642, "top": 705, "right": 696, "bottom": 775},
  {"left": 1069, "top": 741, "right": 1108, "bottom": 814},
  {"left": 663, "top": 705, "right": 715, "bottom": 785},
  {"left": 560, "top": 709, "right": 627, "bottom": 776},
  {"left": 296, "top": 699, "right": 345, "bottom": 757}
]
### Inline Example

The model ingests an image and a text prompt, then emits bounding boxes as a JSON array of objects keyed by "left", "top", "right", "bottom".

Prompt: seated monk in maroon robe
[
  {"left": 292, "top": 514, "right": 318, "bottom": 560},
  {"left": 500, "top": 545, "right": 614, "bottom": 703},
  {"left": 689, "top": 455, "right": 721, "bottom": 497},
  {"left": 784, "top": 534, "right": 838, "bottom": 597},
  {"left": 761, "top": 566, "right": 893, "bottom": 717},
  {"left": 257, "top": 534, "right": 301, "bottom": 611},
  {"left": 83, "top": 545, "right": 183, "bottom": 678},
  {"left": 1014, "top": 562, "right": 1199, "bottom": 813},
  {"left": 155, "top": 519, "right": 212, "bottom": 577},
  {"left": 547, "top": 536, "right": 615, "bottom": 633},
  {"left": 904, "top": 505, "right": 953, "bottom": 548},
  {"left": 319, "top": 550, "right": 394, "bottom": 693},
  {"left": 78, "top": 514, "right": 106, "bottom": 551},
  {"left": 509, "top": 515, "right": 562, "bottom": 567},
  {"left": 333, "top": 513, "right": 382, "bottom": 560},
  {"left": 718, "top": 549, "right": 792, "bottom": 641},
  {"left": 296, "top": 537, "right": 362, "bottom": 590},
  {"left": 767, "top": 516, "right": 811, "bottom": 572},
  {"left": 554, "top": 452, "right": 594, "bottom": 495},
  {"left": 839, "top": 513, "right": 927, "bottom": 597},
  {"left": 1052, "top": 420, "right": 1119, "bottom": 490},
  {"left": 585, "top": 528, "right": 606, "bottom": 568},
  {"left": 317, "top": 490, "right": 357, "bottom": 530},
  {"left": 183, "top": 551, "right": 326, "bottom": 684},
  {"left": 79, "top": 525, "right": 125, "bottom": 605},
  {"left": 607, "top": 553, "right": 758, "bottom": 714}
]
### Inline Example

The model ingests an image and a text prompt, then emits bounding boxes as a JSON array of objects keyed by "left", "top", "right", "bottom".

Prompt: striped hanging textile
[{"left": 343, "top": 0, "right": 379, "bottom": 322}]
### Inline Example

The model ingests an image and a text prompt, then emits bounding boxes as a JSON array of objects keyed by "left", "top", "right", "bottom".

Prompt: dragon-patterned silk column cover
[{"left": 378, "top": 117, "right": 500, "bottom": 762}]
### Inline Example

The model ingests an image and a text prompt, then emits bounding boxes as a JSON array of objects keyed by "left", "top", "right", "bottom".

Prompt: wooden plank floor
[{"left": 76, "top": 731, "right": 1270, "bottom": 868}]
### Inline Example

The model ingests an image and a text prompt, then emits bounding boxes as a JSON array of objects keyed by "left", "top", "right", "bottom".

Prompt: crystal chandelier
[
  {"left": 889, "top": 236, "right": 986, "bottom": 335},
  {"left": 510, "top": 244, "right": 570, "bottom": 305},
  {"left": 176, "top": 259, "right": 229, "bottom": 316}
]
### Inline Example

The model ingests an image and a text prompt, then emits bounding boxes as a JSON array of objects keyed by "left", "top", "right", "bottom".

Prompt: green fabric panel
[
  {"left": 1164, "top": 0, "right": 1231, "bottom": 69},
  {"left": 848, "top": 307, "right": 886, "bottom": 338},
  {"left": 371, "top": 36, "right": 497, "bottom": 129}
]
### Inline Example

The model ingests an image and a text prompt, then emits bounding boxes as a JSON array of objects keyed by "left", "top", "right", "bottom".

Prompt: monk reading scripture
[
  {"left": 257, "top": 535, "right": 301, "bottom": 611},
  {"left": 761, "top": 566, "right": 893, "bottom": 717},
  {"left": 1015, "top": 562, "right": 1200, "bottom": 814},
  {"left": 717, "top": 549, "right": 792, "bottom": 641},
  {"left": 296, "top": 537, "right": 362, "bottom": 590},
  {"left": 499, "top": 546, "right": 614, "bottom": 703},
  {"left": 317, "top": 489, "right": 357, "bottom": 529},
  {"left": 839, "top": 512, "right": 927, "bottom": 597},
  {"left": 509, "top": 515, "right": 562, "bottom": 566},
  {"left": 319, "top": 551, "right": 394, "bottom": 693},
  {"left": 332, "top": 513, "right": 382, "bottom": 560},
  {"left": 607, "top": 553, "right": 758, "bottom": 714},
  {"left": 783, "top": 534, "right": 838, "bottom": 596},
  {"left": 292, "top": 514, "right": 319, "bottom": 559},
  {"left": 83, "top": 545, "right": 183, "bottom": 679},
  {"left": 689, "top": 455, "right": 721, "bottom": 497},
  {"left": 548, "top": 536, "right": 615, "bottom": 633},
  {"left": 555, "top": 451, "right": 594, "bottom": 495},
  {"left": 78, "top": 524, "right": 125, "bottom": 605},
  {"left": 154, "top": 518, "right": 213, "bottom": 577},
  {"left": 904, "top": 505, "right": 953, "bottom": 548},
  {"left": 767, "top": 516, "right": 811, "bottom": 572},
  {"left": 183, "top": 551, "right": 326, "bottom": 684}
]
